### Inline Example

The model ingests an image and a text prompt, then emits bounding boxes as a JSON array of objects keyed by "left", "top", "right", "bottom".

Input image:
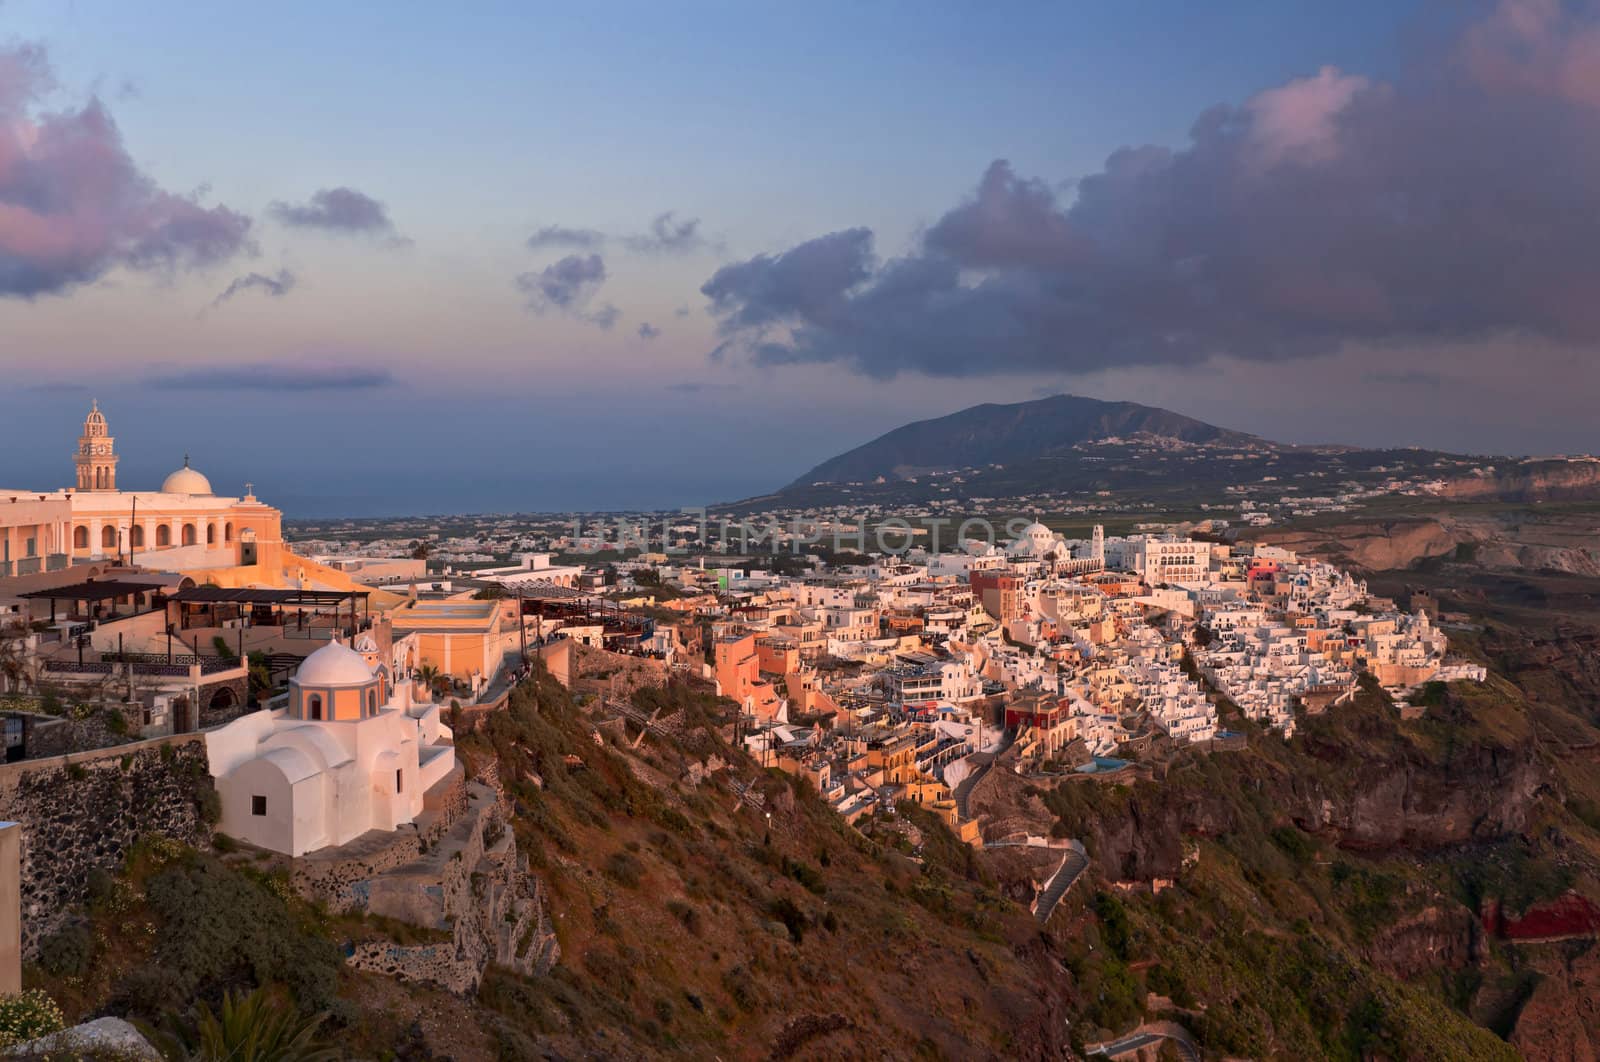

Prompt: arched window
[
  {"left": 130, "top": 525, "right": 144, "bottom": 548},
  {"left": 224, "top": 523, "right": 233, "bottom": 543},
  {"left": 307, "top": 694, "right": 323, "bottom": 721},
  {"left": 101, "top": 526, "right": 117, "bottom": 549},
  {"left": 181, "top": 523, "right": 196, "bottom": 546},
  {"left": 156, "top": 525, "right": 172, "bottom": 547},
  {"left": 366, "top": 689, "right": 377, "bottom": 716},
  {"left": 206, "top": 524, "right": 216, "bottom": 545},
  {"left": 73, "top": 526, "right": 88, "bottom": 550}
]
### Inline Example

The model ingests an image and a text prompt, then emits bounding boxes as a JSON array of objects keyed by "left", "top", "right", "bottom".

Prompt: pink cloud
[
  {"left": 1461, "top": 0, "right": 1600, "bottom": 109},
  {"left": 0, "top": 43, "right": 251, "bottom": 298}
]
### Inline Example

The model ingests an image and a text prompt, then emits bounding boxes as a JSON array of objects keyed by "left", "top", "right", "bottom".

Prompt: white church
[{"left": 204, "top": 638, "right": 456, "bottom": 857}]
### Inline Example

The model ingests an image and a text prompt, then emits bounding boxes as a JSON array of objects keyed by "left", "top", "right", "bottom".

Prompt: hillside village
[{"left": 0, "top": 404, "right": 1494, "bottom": 1055}]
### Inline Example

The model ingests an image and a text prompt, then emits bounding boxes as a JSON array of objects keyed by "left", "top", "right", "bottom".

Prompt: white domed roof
[
  {"left": 161, "top": 456, "right": 212, "bottom": 495},
  {"left": 293, "top": 641, "right": 375, "bottom": 687}
]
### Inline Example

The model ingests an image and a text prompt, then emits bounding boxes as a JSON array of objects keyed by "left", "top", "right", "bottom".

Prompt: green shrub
[
  {"left": 1270, "top": 824, "right": 1315, "bottom": 866},
  {"left": 38, "top": 923, "right": 93, "bottom": 978},
  {"left": 0, "top": 989, "right": 65, "bottom": 1048},
  {"left": 1091, "top": 891, "right": 1133, "bottom": 960},
  {"left": 131, "top": 851, "right": 341, "bottom": 1012},
  {"left": 141, "top": 986, "right": 337, "bottom": 1062},
  {"left": 721, "top": 965, "right": 758, "bottom": 1011},
  {"left": 768, "top": 896, "right": 807, "bottom": 944},
  {"left": 666, "top": 898, "right": 700, "bottom": 932},
  {"left": 85, "top": 867, "right": 129, "bottom": 915},
  {"left": 195, "top": 785, "right": 222, "bottom": 826},
  {"left": 781, "top": 856, "right": 826, "bottom": 895},
  {"left": 603, "top": 851, "right": 643, "bottom": 889}
]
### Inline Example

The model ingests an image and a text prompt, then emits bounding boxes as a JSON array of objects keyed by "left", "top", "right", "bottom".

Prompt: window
[
  {"left": 307, "top": 694, "right": 323, "bottom": 721},
  {"left": 224, "top": 522, "right": 233, "bottom": 543},
  {"left": 73, "top": 526, "right": 88, "bottom": 550},
  {"left": 206, "top": 524, "right": 216, "bottom": 545},
  {"left": 156, "top": 525, "right": 171, "bottom": 547},
  {"left": 366, "top": 690, "right": 377, "bottom": 716},
  {"left": 396, "top": 769, "right": 404, "bottom": 794},
  {"left": 101, "top": 526, "right": 117, "bottom": 549},
  {"left": 182, "top": 523, "right": 196, "bottom": 546},
  {"left": 128, "top": 526, "right": 143, "bottom": 548},
  {"left": 24, "top": 537, "right": 35, "bottom": 558},
  {"left": 251, "top": 795, "right": 267, "bottom": 816}
]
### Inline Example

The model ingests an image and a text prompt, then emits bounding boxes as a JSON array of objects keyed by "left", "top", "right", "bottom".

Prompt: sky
[{"left": 2, "top": 0, "right": 1598, "bottom": 516}]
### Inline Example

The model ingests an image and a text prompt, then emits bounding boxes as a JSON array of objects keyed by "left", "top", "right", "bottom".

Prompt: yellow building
[
  {"left": 0, "top": 403, "right": 288, "bottom": 576},
  {"left": 387, "top": 598, "right": 518, "bottom": 683}
]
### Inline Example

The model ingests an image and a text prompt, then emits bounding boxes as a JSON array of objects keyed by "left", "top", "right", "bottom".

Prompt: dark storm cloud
[
  {"left": 623, "top": 211, "right": 712, "bottom": 255},
  {"left": 268, "top": 186, "right": 404, "bottom": 240},
  {"left": 526, "top": 224, "right": 605, "bottom": 250},
  {"left": 210, "top": 269, "right": 296, "bottom": 308},
  {"left": 704, "top": 1, "right": 1600, "bottom": 378},
  {"left": 702, "top": 227, "right": 874, "bottom": 337},
  {"left": 145, "top": 363, "right": 394, "bottom": 392},
  {"left": 529, "top": 212, "right": 714, "bottom": 256},
  {"left": 516, "top": 253, "right": 606, "bottom": 311},
  {"left": 637, "top": 322, "right": 661, "bottom": 339},
  {"left": 0, "top": 44, "right": 252, "bottom": 298},
  {"left": 515, "top": 253, "right": 620, "bottom": 329}
]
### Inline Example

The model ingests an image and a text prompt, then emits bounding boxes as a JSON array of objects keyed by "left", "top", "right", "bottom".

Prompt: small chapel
[{"left": 203, "top": 638, "right": 457, "bottom": 856}]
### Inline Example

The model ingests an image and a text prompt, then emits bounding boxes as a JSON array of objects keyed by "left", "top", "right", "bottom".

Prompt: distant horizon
[
  {"left": 4, "top": 389, "right": 1584, "bottom": 522},
  {"left": 5, "top": 1, "right": 1600, "bottom": 515}
]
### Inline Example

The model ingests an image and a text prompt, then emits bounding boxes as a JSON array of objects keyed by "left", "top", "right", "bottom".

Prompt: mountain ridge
[{"left": 788, "top": 393, "right": 1267, "bottom": 488}]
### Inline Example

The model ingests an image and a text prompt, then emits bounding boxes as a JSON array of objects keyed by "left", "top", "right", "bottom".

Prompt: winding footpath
[
  {"left": 952, "top": 726, "right": 1015, "bottom": 818},
  {"left": 1031, "top": 841, "right": 1089, "bottom": 923}
]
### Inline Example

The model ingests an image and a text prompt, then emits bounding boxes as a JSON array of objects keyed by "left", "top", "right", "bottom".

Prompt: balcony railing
[{"left": 100, "top": 651, "right": 239, "bottom": 675}]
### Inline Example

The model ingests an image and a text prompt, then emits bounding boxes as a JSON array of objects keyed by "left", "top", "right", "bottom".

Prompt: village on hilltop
[{"left": 0, "top": 404, "right": 1486, "bottom": 1046}]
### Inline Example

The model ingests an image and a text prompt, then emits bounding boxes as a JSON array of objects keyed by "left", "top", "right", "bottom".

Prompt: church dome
[
  {"left": 161, "top": 456, "right": 213, "bottom": 495},
  {"left": 293, "top": 641, "right": 375, "bottom": 687}
]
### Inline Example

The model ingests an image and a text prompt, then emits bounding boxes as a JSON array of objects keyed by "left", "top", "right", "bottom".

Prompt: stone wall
[
  {"left": 342, "top": 781, "right": 558, "bottom": 994},
  {"left": 0, "top": 734, "right": 216, "bottom": 954},
  {"left": 199, "top": 676, "right": 249, "bottom": 727},
  {"left": 289, "top": 765, "right": 470, "bottom": 908}
]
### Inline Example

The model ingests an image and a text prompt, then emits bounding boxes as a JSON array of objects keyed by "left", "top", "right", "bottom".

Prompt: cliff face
[
  {"left": 1508, "top": 946, "right": 1600, "bottom": 1060},
  {"left": 1031, "top": 729, "right": 1546, "bottom": 885},
  {"left": 1440, "top": 460, "right": 1600, "bottom": 502},
  {"left": 1286, "top": 733, "right": 1546, "bottom": 851},
  {"left": 1249, "top": 519, "right": 1463, "bottom": 572},
  {"left": 1369, "top": 904, "right": 1481, "bottom": 980}
]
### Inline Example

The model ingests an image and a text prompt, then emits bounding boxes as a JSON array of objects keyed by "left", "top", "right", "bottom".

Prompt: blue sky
[{"left": 3, "top": 1, "right": 1595, "bottom": 515}]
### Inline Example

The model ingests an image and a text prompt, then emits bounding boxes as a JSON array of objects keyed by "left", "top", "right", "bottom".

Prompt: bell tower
[{"left": 74, "top": 400, "right": 119, "bottom": 492}]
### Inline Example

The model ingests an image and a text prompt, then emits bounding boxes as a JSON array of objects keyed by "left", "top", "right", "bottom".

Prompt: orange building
[{"left": 714, "top": 632, "right": 782, "bottom": 718}]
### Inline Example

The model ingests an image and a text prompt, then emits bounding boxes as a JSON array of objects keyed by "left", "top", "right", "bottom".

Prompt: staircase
[{"left": 1032, "top": 841, "right": 1089, "bottom": 924}]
